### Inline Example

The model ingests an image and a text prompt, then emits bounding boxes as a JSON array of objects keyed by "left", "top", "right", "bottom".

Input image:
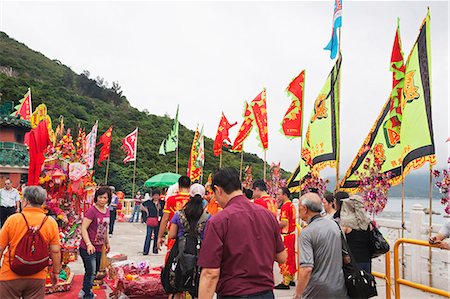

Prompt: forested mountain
[{"left": 0, "top": 32, "right": 289, "bottom": 195}]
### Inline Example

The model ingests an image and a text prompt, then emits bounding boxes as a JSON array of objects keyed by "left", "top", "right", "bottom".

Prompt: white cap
[{"left": 189, "top": 183, "right": 205, "bottom": 197}]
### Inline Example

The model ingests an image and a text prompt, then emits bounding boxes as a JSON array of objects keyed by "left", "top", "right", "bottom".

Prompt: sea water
[{"left": 376, "top": 197, "right": 448, "bottom": 225}]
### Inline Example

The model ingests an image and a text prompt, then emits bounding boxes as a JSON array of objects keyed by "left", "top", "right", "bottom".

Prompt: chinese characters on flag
[{"left": 122, "top": 128, "right": 138, "bottom": 164}]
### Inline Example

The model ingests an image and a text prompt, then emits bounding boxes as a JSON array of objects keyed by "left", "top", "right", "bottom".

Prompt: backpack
[
  {"left": 10, "top": 213, "right": 50, "bottom": 276},
  {"left": 161, "top": 211, "right": 209, "bottom": 297}
]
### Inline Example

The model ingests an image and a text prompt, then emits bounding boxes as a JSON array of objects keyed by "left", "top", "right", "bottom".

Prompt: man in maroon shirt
[{"left": 198, "top": 168, "right": 287, "bottom": 299}]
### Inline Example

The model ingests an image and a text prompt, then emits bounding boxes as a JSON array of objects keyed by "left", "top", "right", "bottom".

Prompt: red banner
[
  {"left": 232, "top": 102, "right": 254, "bottom": 152},
  {"left": 15, "top": 89, "right": 32, "bottom": 121},
  {"left": 97, "top": 126, "right": 113, "bottom": 165},
  {"left": 282, "top": 70, "right": 305, "bottom": 137},
  {"left": 122, "top": 128, "right": 138, "bottom": 164},
  {"left": 250, "top": 89, "right": 268, "bottom": 149},
  {"left": 213, "top": 113, "right": 237, "bottom": 156}
]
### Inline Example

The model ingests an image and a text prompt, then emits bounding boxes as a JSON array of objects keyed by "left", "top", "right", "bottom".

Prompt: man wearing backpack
[
  {"left": 198, "top": 168, "right": 287, "bottom": 299},
  {"left": 0, "top": 186, "right": 61, "bottom": 299}
]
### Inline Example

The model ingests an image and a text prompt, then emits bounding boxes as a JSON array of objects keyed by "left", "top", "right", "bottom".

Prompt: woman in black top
[
  {"left": 340, "top": 194, "right": 373, "bottom": 273},
  {"left": 141, "top": 189, "right": 164, "bottom": 255}
]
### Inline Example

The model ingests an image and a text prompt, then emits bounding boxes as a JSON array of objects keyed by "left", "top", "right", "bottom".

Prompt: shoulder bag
[
  {"left": 368, "top": 222, "right": 390, "bottom": 258},
  {"left": 339, "top": 223, "right": 378, "bottom": 298}
]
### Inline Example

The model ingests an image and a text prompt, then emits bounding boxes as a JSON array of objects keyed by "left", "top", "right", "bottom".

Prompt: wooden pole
[
  {"left": 219, "top": 152, "right": 222, "bottom": 168},
  {"left": 175, "top": 141, "right": 179, "bottom": 174},
  {"left": 335, "top": 27, "right": 342, "bottom": 193},
  {"left": 104, "top": 155, "right": 110, "bottom": 184},
  {"left": 428, "top": 164, "right": 433, "bottom": 287},
  {"left": 132, "top": 158, "right": 137, "bottom": 198},
  {"left": 401, "top": 165, "right": 405, "bottom": 278},
  {"left": 132, "top": 128, "right": 138, "bottom": 198},
  {"left": 263, "top": 150, "right": 267, "bottom": 181},
  {"left": 239, "top": 150, "right": 244, "bottom": 180}
]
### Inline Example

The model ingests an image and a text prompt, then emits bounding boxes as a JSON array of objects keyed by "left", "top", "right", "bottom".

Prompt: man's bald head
[{"left": 300, "top": 192, "right": 323, "bottom": 213}]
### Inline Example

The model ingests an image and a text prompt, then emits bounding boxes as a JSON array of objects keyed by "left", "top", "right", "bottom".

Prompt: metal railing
[
  {"left": 372, "top": 250, "right": 392, "bottom": 299},
  {"left": 393, "top": 238, "right": 450, "bottom": 299}
]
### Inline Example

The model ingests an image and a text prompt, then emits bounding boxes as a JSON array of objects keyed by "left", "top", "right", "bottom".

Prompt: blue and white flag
[{"left": 324, "top": 0, "right": 342, "bottom": 59}]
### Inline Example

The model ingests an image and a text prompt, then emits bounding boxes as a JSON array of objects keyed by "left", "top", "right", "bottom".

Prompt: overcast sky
[{"left": 0, "top": 0, "right": 448, "bottom": 176}]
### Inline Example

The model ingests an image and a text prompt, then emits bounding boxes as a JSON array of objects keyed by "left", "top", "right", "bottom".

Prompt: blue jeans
[
  {"left": 130, "top": 205, "right": 140, "bottom": 222},
  {"left": 143, "top": 225, "right": 159, "bottom": 254},
  {"left": 80, "top": 247, "right": 102, "bottom": 299},
  {"left": 109, "top": 208, "right": 116, "bottom": 235}
]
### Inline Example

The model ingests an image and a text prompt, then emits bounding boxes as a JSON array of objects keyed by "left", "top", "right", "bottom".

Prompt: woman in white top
[{"left": 322, "top": 193, "right": 336, "bottom": 219}]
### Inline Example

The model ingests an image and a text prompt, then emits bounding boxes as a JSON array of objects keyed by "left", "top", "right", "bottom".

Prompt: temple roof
[
  {"left": 0, "top": 142, "right": 29, "bottom": 167},
  {"left": 0, "top": 115, "right": 31, "bottom": 130}
]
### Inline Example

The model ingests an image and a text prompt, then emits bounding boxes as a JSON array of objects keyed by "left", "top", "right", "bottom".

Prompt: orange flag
[
  {"left": 213, "top": 113, "right": 237, "bottom": 156},
  {"left": 250, "top": 89, "right": 268, "bottom": 149},
  {"left": 282, "top": 70, "right": 305, "bottom": 138},
  {"left": 97, "top": 126, "right": 113, "bottom": 165},
  {"left": 232, "top": 102, "right": 254, "bottom": 152}
]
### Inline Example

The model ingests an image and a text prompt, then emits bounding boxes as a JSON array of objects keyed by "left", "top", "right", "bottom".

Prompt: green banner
[
  {"left": 287, "top": 55, "right": 341, "bottom": 192},
  {"left": 340, "top": 12, "right": 435, "bottom": 192}
]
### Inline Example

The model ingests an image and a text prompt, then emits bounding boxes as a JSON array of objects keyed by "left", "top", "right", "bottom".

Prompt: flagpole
[
  {"left": 104, "top": 155, "right": 110, "bottom": 185},
  {"left": 335, "top": 26, "right": 342, "bottom": 192},
  {"left": 239, "top": 151, "right": 244, "bottom": 180},
  {"left": 401, "top": 165, "right": 405, "bottom": 278},
  {"left": 428, "top": 163, "right": 433, "bottom": 287},
  {"left": 176, "top": 142, "right": 179, "bottom": 174},
  {"left": 132, "top": 158, "right": 137, "bottom": 198},
  {"left": 219, "top": 152, "right": 222, "bottom": 168},
  {"left": 263, "top": 150, "right": 267, "bottom": 181}
]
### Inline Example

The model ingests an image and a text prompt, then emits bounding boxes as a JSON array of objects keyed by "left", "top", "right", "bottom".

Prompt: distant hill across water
[{"left": 325, "top": 171, "right": 442, "bottom": 198}]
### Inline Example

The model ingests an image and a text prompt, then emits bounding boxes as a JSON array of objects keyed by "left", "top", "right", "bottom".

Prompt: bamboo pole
[
  {"left": 263, "top": 150, "right": 267, "bottom": 181},
  {"left": 219, "top": 152, "right": 222, "bottom": 168},
  {"left": 132, "top": 158, "right": 137, "bottom": 198},
  {"left": 239, "top": 150, "right": 244, "bottom": 180},
  {"left": 428, "top": 164, "right": 433, "bottom": 287},
  {"left": 104, "top": 155, "right": 110, "bottom": 184},
  {"left": 175, "top": 142, "right": 179, "bottom": 174},
  {"left": 401, "top": 165, "right": 405, "bottom": 278},
  {"left": 335, "top": 26, "right": 342, "bottom": 193}
]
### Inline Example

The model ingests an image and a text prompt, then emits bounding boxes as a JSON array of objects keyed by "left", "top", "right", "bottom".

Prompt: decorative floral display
[
  {"left": 300, "top": 172, "right": 329, "bottom": 198},
  {"left": 432, "top": 159, "right": 450, "bottom": 215},
  {"left": 355, "top": 147, "right": 392, "bottom": 215}
]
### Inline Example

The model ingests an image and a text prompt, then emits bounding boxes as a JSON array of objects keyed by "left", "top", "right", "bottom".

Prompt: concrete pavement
[{"left": 67, "top": 222, "right": 447, "bottom": 299}]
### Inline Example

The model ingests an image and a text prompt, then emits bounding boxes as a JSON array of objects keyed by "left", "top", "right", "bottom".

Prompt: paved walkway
[{"left": 68, "top": 222, "right": 448, "bottom": 298}]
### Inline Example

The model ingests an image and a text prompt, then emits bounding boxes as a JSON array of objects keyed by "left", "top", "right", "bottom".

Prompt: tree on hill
[{"left": 0, "top": 31, "right": 290, "bottom": 196}]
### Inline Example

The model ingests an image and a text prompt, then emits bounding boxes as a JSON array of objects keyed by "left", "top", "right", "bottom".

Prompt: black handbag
[
  {"left": 368, "top": 222, "right": 390, "bottom": 258},
  {"left": 339, "top": 226, "right": 378, "bottom": 299}
]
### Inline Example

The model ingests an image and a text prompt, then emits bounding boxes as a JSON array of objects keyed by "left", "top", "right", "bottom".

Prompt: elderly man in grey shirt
[{"left": 293, "top": 192, "right": 347, "bottom": 299}]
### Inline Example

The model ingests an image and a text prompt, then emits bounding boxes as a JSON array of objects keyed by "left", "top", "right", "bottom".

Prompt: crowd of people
[{"left": 0, "top": 169, "right": 449, "bottom": 298}]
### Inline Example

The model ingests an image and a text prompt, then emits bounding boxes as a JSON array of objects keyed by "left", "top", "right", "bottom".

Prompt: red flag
[
  {"left": 282, "top": 70, "right": 305, "bottom": 137},
  {"left": 232, "top": 102, "right": 254, "bottom": 152},
  {"left": 14, "top": 88, "right": 32, "bottom": 121},
  {"left": 97, "top": 126, "right": 113, "bottom": 165},
  {"left": 250, "top": 89, "right": 268, "bottom": 149},
  {"left": 213, "top": 113, "right": 237, "bottom": 156},
  {"left": 122, "top": 128, "right": 138, "bottom": 164}
]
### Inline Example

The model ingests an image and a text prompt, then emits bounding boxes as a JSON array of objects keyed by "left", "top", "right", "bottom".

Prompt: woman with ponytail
[{"left": 166, "top": 183, "right": 211, "bottom": 299}]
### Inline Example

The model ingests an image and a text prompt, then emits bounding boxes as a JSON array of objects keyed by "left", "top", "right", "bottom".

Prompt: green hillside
[{"left": 0, "top": 31, "right": 290, "bottom": 195}]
